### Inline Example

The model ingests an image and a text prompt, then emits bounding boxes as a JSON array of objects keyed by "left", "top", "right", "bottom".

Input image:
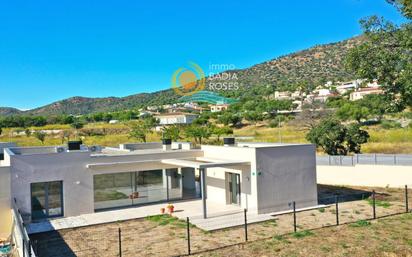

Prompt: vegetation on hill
[{"left": 0, "top": 36, "right": 363, "bottom": 117}]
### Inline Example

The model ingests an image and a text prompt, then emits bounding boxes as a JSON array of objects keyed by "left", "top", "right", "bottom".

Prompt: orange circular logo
[{"left": 171, "top": 62, "right": 206, "bottom": 96}]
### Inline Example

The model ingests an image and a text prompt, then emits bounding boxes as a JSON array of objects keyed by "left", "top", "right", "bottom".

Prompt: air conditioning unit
[
  {"left": 55, "top": 147, "right": 66, "bottom": 153},
  {"left": 89, "top": 145, "right": 102, "bottom": 153}
]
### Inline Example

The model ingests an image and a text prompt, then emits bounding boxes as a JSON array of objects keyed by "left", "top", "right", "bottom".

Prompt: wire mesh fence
[
  {"left": 317, "top": 154, "right": 412, "bottom": 166},
  {"left": 30, "top": 185, "right": 411, "bottom": 257}
]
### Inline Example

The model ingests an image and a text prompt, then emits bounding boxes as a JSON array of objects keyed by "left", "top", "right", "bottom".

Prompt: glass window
[
  {"left": 133, "top": 170, "right": 166, "bottom": 205},
  {"left": 93, "top": 169, "right": 184, "bottom": 211},
  {"left": 168, "top": 169, "right": 182, "bottom": 200},
  {"left": 94, "top": 173, "right": 133, "bottom": 210},
  {"left": 31, "top": 181, "right": 63, "bottom": 220}
]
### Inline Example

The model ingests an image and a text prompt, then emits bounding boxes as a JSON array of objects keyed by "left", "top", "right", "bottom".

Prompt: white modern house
[
  {"left": 0, "top": 139, "right": 317, "bottom": 236},
  {"left": 154, "top": 112, "right": 199, "bottom": 125}
]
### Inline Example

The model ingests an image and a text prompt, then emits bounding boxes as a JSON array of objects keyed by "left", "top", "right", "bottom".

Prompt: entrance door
[{"left": 228, "top": 173, "right": 240, "bottom": 205}]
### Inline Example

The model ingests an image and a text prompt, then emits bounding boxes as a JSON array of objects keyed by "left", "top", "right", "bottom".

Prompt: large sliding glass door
[
  {"left": 93, "top": 169, "right": 182, "bottom": 211},
  {"left": 31, "top": 181, "right": 63, "bottom": 220}
]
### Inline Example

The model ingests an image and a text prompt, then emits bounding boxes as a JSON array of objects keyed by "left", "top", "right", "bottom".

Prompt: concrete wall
[
  {"left": 205, "top": 166, "right": 251, "bottom": 211},
  {"left": 201, "top": 145, "right": 258, "bottom": 213},
  {"left": 255, "top": 144, "right": 318, "bottom": 214},
  {"left": 9, "top": 149, "right": 203, "bottom": 219},
  {"left": 317, "top": 165, "right": 412, "bottom": 188},
  {"left": 0, "top": 166, "right": 11, "bottom": 238}
]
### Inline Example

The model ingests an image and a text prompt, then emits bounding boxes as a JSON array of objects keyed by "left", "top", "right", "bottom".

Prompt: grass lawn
[{"left": 195, "top": 213, "right": 412, "bottom": 257}]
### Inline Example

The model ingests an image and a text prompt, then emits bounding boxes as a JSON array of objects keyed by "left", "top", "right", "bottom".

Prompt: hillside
[
  {"left": 0, "top": 36, "right": 362, "bottom": 116},
  {"left": 223, "top": 36, "right": 362, "bottom": 90},
  {"left": 0, "top": 107, "right": 22, "bottom": 116}
]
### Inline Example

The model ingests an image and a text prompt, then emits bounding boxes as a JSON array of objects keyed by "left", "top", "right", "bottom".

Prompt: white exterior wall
[
  {"left": 0, "top": 166, "right": 11, "bottom": 238},
  {"left": 157, "top": 115, "right": 198, "bottom": 125},
  {"left": 255, "top": 144, "right": 318, "bottom": 214},
  {"left": 9, "top": 150, "right": 203, "bottom": 219},
  {"left": 201, "top": 145, "right": 258, "bottom": 213},
  {"left": 317, "top": 165, "right": 412, "bottom": 188}
]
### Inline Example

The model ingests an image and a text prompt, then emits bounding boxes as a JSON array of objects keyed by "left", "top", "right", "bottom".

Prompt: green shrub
[
  {"left": 380, "top": 120, "right": 402, "bottom": 129},
  {"left": 292, "top": 230, "right": 314, "bottom": 238},
  {"left": 349, "top": 220, "right": 371, "bottom": 227}
]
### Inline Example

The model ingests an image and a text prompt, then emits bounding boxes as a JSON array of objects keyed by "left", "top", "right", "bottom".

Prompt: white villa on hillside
[{"left": 155, "top": 112, "right": 199, "bottom": 125}]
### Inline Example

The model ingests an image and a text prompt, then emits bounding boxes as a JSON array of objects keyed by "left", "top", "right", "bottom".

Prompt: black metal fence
[
  {"left": 12, "top": 199, "right": 36, "bottom": 257},
  {"left": 30, "top": 185, "right": 411, "bottom": 257}
]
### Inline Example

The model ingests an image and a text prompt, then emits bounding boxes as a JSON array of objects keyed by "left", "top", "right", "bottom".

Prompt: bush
[{"left": 380, "top": 120, "right": 402, "bottom": 129}]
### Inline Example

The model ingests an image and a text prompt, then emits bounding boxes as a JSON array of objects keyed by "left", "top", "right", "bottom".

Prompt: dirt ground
[{"left": 30, "top": 185, "right": 410, "bottom": 257}]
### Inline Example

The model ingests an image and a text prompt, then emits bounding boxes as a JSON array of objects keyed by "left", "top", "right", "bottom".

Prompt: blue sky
[{"left": 0, "top": 0, "right": 406, "bottom": 110}]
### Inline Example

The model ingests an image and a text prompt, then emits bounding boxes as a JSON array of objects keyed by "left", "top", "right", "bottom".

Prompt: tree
[
  {"left": 345, "top": 0, "right": 412, "bottom": 109},
  {"left": 184, "top": 125, "right": 212, "bottom": 144},
  {"left": 336, "top": 102, "right": 370, "bottom": 123},
  {"left": 129, "top": 123, "right": 150, "bottom": 143},
  {"left": 161, "top": 125, "right": 181, "bottom": 141},
  {"left": 33, "top": 131, "right": 47, "bottom": 144},
  {"left": 345, "top": 124, "right": 370, "bottom": 153},
  {"left": 70, "top": 120, "right": 84, "bottom": 139},
  {"left": 212, "top": 126, "right": 233, "bottom": 141},
  {"left": 25, "top": 128, "right": 31, "bottom": 137},
  {"left": 129, "top": 117, "right": 158, "bottom": 143},
  {"left": 306, "top": 119, "right": 370, "bottom": 155},
  {"left": 217, "top": 112, "right": 242, "bottom": 127},
  {"left": 290, "top": 100, "right": 330, "bottom": 130},
  {"left": 0, "top": 127, "right": 2, "bottom": 136}
]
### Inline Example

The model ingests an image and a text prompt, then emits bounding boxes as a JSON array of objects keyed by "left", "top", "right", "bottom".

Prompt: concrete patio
[
  {"left": 27, "top": 199, "right": 242, "bottom": 234},
  {"left": 27, "top": 198, "right": 325, "bottom": 233}
]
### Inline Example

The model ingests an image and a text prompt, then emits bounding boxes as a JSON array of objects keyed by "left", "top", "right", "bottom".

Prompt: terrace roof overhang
[{"left": 160, "top": 157, "right": 250, "bottom": 169}]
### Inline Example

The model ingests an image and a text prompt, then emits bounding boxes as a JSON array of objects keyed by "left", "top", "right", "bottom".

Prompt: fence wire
[{"left": 30, "top": 185, "right": 411, "bottom": 257}]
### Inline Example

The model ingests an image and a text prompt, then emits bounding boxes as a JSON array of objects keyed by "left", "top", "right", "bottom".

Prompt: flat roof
[{"left": 161, "top": 158, "right": 250, "bottom": 169}]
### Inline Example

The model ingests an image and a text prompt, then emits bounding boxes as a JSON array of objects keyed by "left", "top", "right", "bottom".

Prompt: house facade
[
  {"left": 155, "top": 112, "right": 199, "bottom": 125},
  {"left": 0, "top": 140, "right": 317, "bottom": 230}
]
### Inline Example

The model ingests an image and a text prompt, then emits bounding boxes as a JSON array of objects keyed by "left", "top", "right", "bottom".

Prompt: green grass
[
  {"left": 145, "top": 214, "right": 192, "bottom": 228},
  {"left": 318, "top": 207, "right": 326, "bottom": 213},
  {"left": 349, "top": 220, "right": 371, "bottom": 227},
  {"left": 292, "top": 230, "right": 314, "bottom": 239},
  {"left": 365, "top": 199, "right": 391, "bottom": 208}
]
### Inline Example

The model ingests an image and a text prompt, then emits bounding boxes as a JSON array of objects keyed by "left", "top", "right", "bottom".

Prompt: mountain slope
[
  {"left": 0, "top": 107, "right": 23, "bottom": 116},
  {"left": 0, "top": 36, "right": 363, "bottom": 116}
]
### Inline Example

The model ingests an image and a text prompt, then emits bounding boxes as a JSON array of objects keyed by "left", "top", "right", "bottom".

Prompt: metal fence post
[
  {"left": 293, "top": 201, "right": 297, "bottom": 233},
  {"left": 356, "top": 154, "right": 359, "bottom": 164},
  {"left": 339, "top": 155, "right": 343, "bottom": 165},
  {"left": 394, "top": 154, "right": 397, "bottom": 165},
  {"left": 28, "top": 240, "right": 32, "bottom": 257},
  {"left": 335, "top": 195, "right": 339, "bottom": 226},
  {"left": 328, "top": 155, "right": 331, "bottom": 165},
  {"left": 406, "top": 185, "right": 409, "bottom": 213},
  {"left": 186, "top": 217, "right": 191, "bottom": 255},
  {"left": 244, "top": 209, "right": 248, "bottom": 242},
  {"left": 22, "top": 239, "right": 25, "bottom": 257},
  {"left": 372, "top": 190, "right": 376, "bottom": 219},
  {"left": 374, "top": 154, "right": 377, "bottom": 164},
  {"left": 118, "top": 227, "right": 122, "bottom": 257}
]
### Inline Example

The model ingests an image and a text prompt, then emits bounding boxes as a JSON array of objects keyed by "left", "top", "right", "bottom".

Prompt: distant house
[
  {"left": 210, "top": 104, "right": 230, "bottom": 113},
  {"left": 109, "top": 120, "right": 119, "bottom": 124},
  {"left": 336, "top": 79, "right": 362, "bottom": 94},
  {"left": 274, "top": 91, "right": 292, "bottom": 100},
  {"left": 155, "top": 112, "right": 199, "bottom": 125},
  {"left": 350, "top": 88, "right": 384, "bottom": 101}
]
